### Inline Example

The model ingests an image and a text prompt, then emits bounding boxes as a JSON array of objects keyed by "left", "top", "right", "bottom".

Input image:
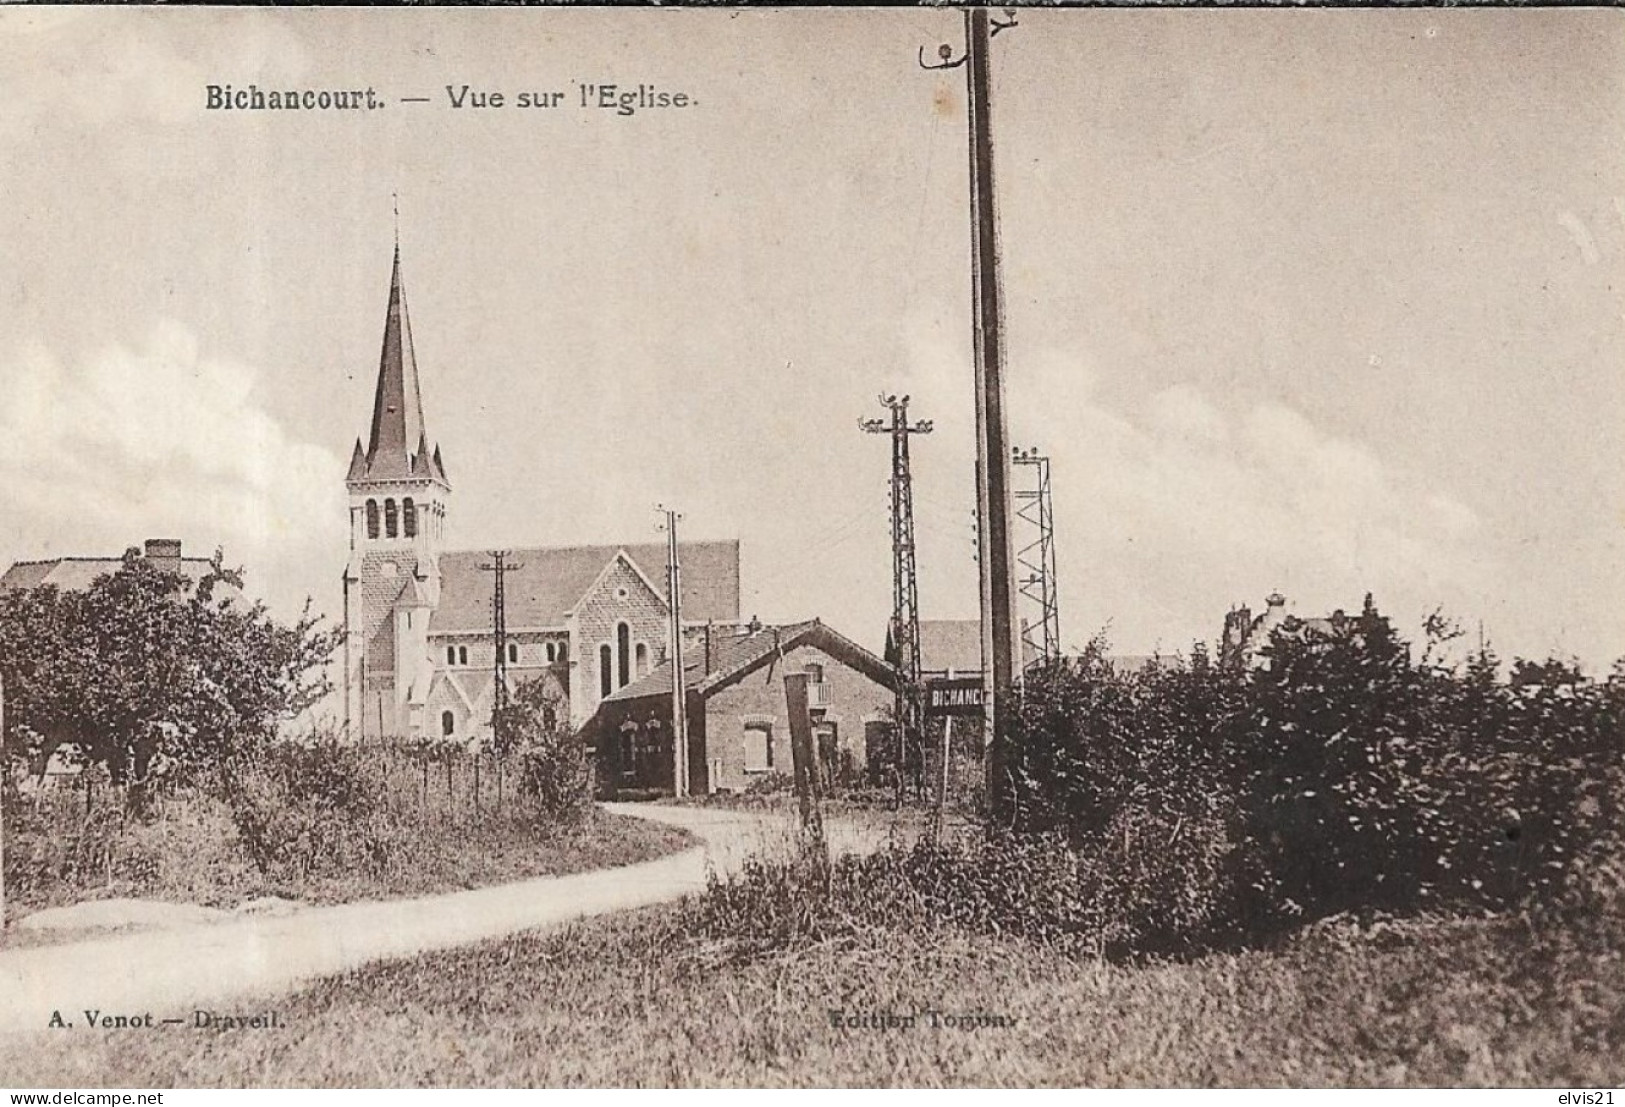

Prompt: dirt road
[{"left": 0, "top": 802, "right": 880, "bottom": 1034}]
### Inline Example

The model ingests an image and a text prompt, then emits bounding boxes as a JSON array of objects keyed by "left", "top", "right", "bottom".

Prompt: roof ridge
[{"left": 440, "top": 539, "right": 732, "bottom": 557}]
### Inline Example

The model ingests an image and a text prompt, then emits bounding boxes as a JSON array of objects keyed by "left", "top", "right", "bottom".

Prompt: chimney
[
  {"left": 704, "top": 621, "right": 713, "bottom": 675},
  {"left": 143, "top": 538, "right": 182, "bottom": 570}
]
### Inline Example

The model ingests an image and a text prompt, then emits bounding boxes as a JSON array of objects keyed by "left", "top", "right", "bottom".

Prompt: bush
[
  {"left": 222, "top": 737, "right": 399, "bottom": 882},
  {"left": 496, "top": 677, "right": 591, "bottom": 820},
  {"left": 745, "top": 771, "right": 794, "bottom": 796},
  {"left": 1007, "top": 602, "right": 1625, "bottom": 947}
]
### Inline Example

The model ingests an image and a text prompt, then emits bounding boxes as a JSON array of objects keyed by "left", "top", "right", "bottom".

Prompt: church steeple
[
  {"left": 350, "top": 241, "right": 448, "bottom": 489},
  {"left": 342, "top": 229, "right": 451, "bottom": 746}
]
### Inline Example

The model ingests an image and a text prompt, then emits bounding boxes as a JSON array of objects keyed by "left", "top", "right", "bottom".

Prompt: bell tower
[{"left": 342, "top": 239, "right": 452, "bottom": 739}]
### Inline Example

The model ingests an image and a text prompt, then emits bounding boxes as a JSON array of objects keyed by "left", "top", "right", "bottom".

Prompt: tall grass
[{"left": 2, "top": 735, "right": 687, "bottom": 924}]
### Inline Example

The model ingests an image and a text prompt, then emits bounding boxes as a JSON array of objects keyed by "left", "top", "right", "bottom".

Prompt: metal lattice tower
[
  {"left": 1012, "top": 448, "right": 1060, "bottom": 666},
  {"left": 478, "top": 551, "right": 522, "bottom": 747},
  {"left": 860, "top": 394, "right": 933, "bottom": 796}
]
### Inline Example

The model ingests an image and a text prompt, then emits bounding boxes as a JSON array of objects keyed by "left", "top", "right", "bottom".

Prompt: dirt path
[{"left": 0, "top": 802, "right": 870, "bottom": 1034}]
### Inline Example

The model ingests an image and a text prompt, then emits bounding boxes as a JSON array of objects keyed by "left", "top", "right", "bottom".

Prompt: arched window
[
  {"left": 619, "top": 721, "right": 637, "bottom": 780},
  {"left": 636, "top": 642, "right": 649, "bottom": 677},
  {"left": 617, "top": 623, "right": 631, "bottom": 688},
  {"left": 557, "top": 642, "right": 567, "bottom": 664},
  {"left": 458, "top": 645, "right": 468, "bottom": 666},
  {"left": 441, "top": 710, "right": 455, "bottom": 737},
  {"left": 365, "top": 500, "right": 380, "bottom": 539},
  {"left": 599, "top": 644, "right": 613, "bottom": 698},
  {"left": 402, "top": 498, "right": 417, "bottom": 538},
  {"left": 384, "top": 498, "right": 398, "bottom": 538},
  {"left": 805, "top": 661, "right": 825, "bottom": 683},
  {"left": 545, "top": 642, "right": 557, "bottom": 664},
  {"left": 446, "top": 646, "right": 456, "bottom": 665},
  {"left": 507, "top": 642, "right": 519, "bottom": 664}
]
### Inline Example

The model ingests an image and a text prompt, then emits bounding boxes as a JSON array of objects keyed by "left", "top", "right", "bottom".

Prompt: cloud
[
  {"left": 892, "top": 318, "right": 1514, "bottom": 659},
  {"left": 0, "top": 322, "right": 343, "bottom": 619},
  {"left": 0, "top": 10, "right": 313, "bottom": 142}
]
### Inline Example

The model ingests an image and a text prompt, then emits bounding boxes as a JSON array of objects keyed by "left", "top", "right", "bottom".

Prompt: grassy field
[
  {"left": 6, "top": 899, "right": 1616, "bottom": 1087},
  {"left": 2, "top": 797, "right": 694, "bottom": 935}
]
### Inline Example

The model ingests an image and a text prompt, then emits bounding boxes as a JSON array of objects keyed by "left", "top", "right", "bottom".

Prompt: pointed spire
[
  {"left": 346, "top": 437, "right": 367, "bottom": 482},
  {"left": 431, "top": 443, "right": 448, "bottom": 483},
  {"left": 363, "top": 242, "right": 432, "bottom": 481},
  {"left": 411, "top": 428, "right": 433, "bottom": 476}
]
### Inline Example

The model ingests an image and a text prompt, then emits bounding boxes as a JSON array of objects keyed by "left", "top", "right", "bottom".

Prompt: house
[
  {"left": 1, "top": 538, "right": 240, "bottom": 600},
  {"left": 339, "top": 242, "right": 742, "bottom": 742},
  {"left": 585, "top": 619, "right": 898, "bottom": 796},
  {"left": 1, "top": 538, "right": 242, "bottom": 782},
  {"left": 1220, "top": 591, "right": 1360, "bottom": 669}
]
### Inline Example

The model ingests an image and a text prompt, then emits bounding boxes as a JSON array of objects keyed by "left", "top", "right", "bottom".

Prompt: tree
[
  {"left": 490, "top": 676, "right": 590, "bottom": 818},
  {"left": 0, "top": 548, "right": 340, "bottom": 811}
]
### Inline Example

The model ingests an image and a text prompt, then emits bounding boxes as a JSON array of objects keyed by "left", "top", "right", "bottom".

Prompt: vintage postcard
[{"left": 0, "top": 4, "right": 1620, "bottom": 1090}]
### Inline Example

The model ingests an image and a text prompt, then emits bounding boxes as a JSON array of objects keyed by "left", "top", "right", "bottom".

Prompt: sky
[{"left": 1, "top": 7, "right": 1621, "bottom": 673}]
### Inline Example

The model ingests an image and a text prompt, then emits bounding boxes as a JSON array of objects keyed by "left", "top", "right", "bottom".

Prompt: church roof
[
  {"left": 356, "top": 246, "right": 445, "bottom": 486},
  {"left": 426, "top": 540, "right": 741, "bottom": 635}
]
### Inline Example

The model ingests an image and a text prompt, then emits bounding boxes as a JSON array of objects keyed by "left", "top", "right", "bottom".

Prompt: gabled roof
[
  {"left": 603, "top": 618, "right": 898, "bottom": 705},
  {"left": 0, "top": 556, "right": 239, "bottom": 600},
  {"left": 426, "top": 540, "right": 740, "bottom": 634},
  {"left": 354, "top": 247, "right": 447, "bottom": 487}
]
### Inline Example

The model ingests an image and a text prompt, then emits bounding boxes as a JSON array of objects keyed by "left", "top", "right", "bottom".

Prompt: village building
[
  {"left": 0, "top": 539, "right": 234, "bottom": 599},
  {"left": 1219, "top": 592, "right": 1361, "bottom": 669},
  {"left": 0, "top": 538, "right": 244, "bottom": 788},
  {"left": 585, "top": 619, "right": 897, "bottom": 796},
  {"left": 341, "top": 244, "right": 741, "bottom": 742}
]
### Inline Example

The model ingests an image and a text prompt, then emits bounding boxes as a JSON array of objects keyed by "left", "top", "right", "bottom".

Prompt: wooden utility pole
[
  {"left": 657, "top": 505, "right": 690, "bottom": 796},
  {"left": 964, "top": 7, "right": 1020, "bottom": 825}
]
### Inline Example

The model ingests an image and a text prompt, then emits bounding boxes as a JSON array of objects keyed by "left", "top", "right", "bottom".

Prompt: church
[{"left": 341, "top": 245, "right": 741, "bottom": 743}]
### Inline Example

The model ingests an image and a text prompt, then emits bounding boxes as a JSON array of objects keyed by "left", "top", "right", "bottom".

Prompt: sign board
[{"left": 925, "top": 676, "right": 984, "bottom": 718}]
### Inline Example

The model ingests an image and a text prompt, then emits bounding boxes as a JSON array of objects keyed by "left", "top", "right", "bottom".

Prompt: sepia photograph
[{"left": 0, "top": 4, "right": 1621, "bottom": 1089}]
